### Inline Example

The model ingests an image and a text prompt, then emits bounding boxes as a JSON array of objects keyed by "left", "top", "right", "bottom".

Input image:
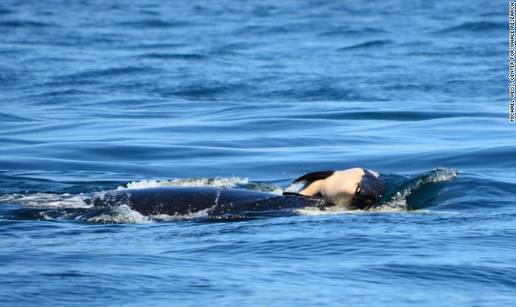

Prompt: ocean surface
[{"left": 0, "top": 0, "right": 513, "bottom": 306}]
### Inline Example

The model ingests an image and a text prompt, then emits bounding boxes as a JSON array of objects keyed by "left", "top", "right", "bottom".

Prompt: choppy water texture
[{"left": 0, "top": 0, "right": 513, "bottom": 306}]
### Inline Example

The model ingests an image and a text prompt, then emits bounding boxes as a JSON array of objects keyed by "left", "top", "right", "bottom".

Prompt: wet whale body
[
  {"left": 0, "top": 169, "right": 457, "bottom": 222},
  {"left": 92, "top": 186, "right": 323, "bottom": 219}
]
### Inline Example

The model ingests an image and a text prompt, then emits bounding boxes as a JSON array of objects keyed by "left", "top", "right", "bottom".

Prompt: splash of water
[
  {"left": 0, "top": 192, "right": 91, "bottom": 209},
  {"left": 79, "top": 204, "right": 151, "bottom": 224},
  {"left": 372, "top": 167, "right": 458, "bottom": 212},
  {"left": 116, "top": 177, "right": 250, "bottom": 190}
]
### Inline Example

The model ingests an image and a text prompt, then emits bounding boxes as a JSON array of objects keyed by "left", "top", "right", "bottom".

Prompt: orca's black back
[{"left": 93, "top": 186, "right": 321, "bottom": 217}]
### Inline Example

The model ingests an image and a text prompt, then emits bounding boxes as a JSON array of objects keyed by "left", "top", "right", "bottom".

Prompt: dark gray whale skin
[{"left": 92, "top": 186, "right": 323, "bottom": 218}]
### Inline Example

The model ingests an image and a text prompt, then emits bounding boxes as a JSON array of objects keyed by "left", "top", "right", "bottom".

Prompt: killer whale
[
  {"left": 92, "top": 186, "right": 323, "bottom": 218},
  {"left": 92, "top": 168, "right": 385, "bottom": 218}
]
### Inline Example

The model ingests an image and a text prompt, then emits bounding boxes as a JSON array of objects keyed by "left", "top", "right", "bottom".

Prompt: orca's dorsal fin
[{"left": 292, "top": 170, "right": 335, "bottom": 184}]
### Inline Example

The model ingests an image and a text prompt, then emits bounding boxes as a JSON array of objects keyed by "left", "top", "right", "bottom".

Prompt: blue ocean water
[{"left": 0, "top": 0, "right": 513, "bottom": 305}]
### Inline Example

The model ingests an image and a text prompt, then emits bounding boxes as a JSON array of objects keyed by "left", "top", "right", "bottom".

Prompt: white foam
[
  {"left": 0, "top": 192, "right": 91, "bottom": 209},
  {"left": 295, "top": 204, "right": 411, "bottom": 216},
  {"left": 425, "top": 167, "right": 458, "bottom": 183},
  {"left": 149, "top": 206, "right": 214, "bottom": 221},
  {"left": 83, "top": 204, "right": 152, "bottom": 224},
  {"left": 295, "top": 206, "right": 352, "bottom": 216},
  {"left": 116, "top": 177, "right": 249, "bottom": 190},
  {"left": 295, "top": 203, "right": 399, "bottom": 216}
]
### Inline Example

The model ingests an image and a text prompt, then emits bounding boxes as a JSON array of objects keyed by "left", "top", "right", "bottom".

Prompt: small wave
[
  {"left": 211, "top": 42, "right": 256, "bottom": 55},
  {"left": 285, "top": 111, "right": 500, "bottom": 121},
  {"left": 0, "top": 20, "right": 56, "bottom": 28},
  {"left": 117, "top": 177, "right": 284, "bottom": 195},
  {"left": 270, "top": 83, "right": 380, "bottom": 102},
  {"left": 338, "top": 39, "right": 393, "bottom": 51},
  {"left": 0, "top": 112, "right": 31, "bottom": 122},
  {"left": 375, "top": 168, "right": 458, "bottom": 211},
  {"left": 62, "top": 66, "right": 160, "bottom": 80},
  {"left": 116, "top": 177, "right": 250, "bottom": 190},
  {"left": 319, "top": 27, "right": 387, "bottom": 37},
  {"left": 116, "top": 19, "right": 190, "bottom": 29},
  {"left": 234, "top": 24, "right": 307, "bottom": 36},
  {"left": 161, "top": 82, "right": 243, "bottom": 100},
  {"left": 126, "top": 43, "right": 186, "bottom": 50},
  {"left": 438, "top": 21, "right": 503, "bottom": 34},
  {"left": 140, "top": 53, "right": 206, "bottom": 60},
  {"left": 426, "top": 145, "right": 516, "bottom": 169},
  {"left": 0, "top": 8, "right": 13, "bottom": 15}
]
